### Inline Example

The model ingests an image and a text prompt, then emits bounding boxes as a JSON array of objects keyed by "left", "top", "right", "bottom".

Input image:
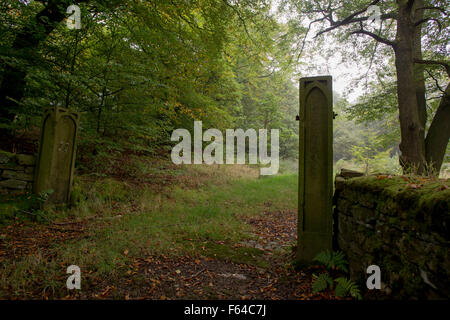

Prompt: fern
[
  {"left": 334, "top": 277, "right": 362, "bottom": 300},
  {"left": 313, "top": 250, "right": 348, "bottom": 272},
  {"left": 313, "top": 250, "right": 332, "bottom": 266},
  {"left": 311, "top": 250, "right": 362, "bottom": 300},
  {"left": 312, "top": 273, "right": 333, "bottom": 294}
]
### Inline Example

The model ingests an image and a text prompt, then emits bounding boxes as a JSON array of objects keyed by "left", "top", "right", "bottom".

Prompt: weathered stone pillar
[
  {"left": 34, "top": 107, "right": 80, "bottom": 203},
  {"left": 297, "top": 76, "right": 333, "bottom": 262}
]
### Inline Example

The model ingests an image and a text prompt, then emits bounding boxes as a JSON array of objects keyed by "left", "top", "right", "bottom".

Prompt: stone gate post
[
  {"left": 297, "top": 76, "right": 333, "bottom": 262},
  {"left": 34, "top": 107, "right": 80, "bottom": 203}
]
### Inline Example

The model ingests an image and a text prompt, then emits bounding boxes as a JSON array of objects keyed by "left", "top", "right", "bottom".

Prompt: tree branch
[
  {"left": 416, "top": 6, "right": 448, "bottom": 15},
  {"left": 350, "top": 28, "right": 395, "bottom": 47},
  {"left": 425, "top": 69, "right": 445, "bottom": 93},
  {"left": 296, "top": 16, "right": 329, "bottom": 61},
  {"left": 415, "top": 59, "right": 450, "bottom": 78},
  {"left": 222, "top": 0, "right": 256, "bottom": 45},
  {"left": 316, "top": 12, "right": 397, "bottom": 37},
  {"left": 314, "top": 0, "right": 399, "bottom": 37},
  {"left": 415, "top": 17, "right": 442, "bottom": 31}
]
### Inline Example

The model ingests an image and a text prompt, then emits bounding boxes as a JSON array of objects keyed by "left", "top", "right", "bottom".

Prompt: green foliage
[
  {"left": 312, "top": 250, "right": 362, "bottom": 300},
  {"left": 314, "top": 250, "right": 348, "bottom": 273},
  {"left": 312, "top": 273, "right": 333, "bottom": 294},
  {"left": 333, "top": 94, "right": 401, "bottom": 175},
  {"left": 0, "top": 0, "right": 300, "bottom": 161},
  {"left": 0, "top": 189, "right": 53, "bottom": 224},
  {"left": 335, "top": 277, "right": 362, "bottom": 300},
  {"left": 280, "top": 0, "right": 449, "bottom": 174}
]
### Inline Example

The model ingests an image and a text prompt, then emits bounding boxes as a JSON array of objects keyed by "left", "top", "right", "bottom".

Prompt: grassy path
[{"left": 0, "top": 164, "right": 326, "bottom": 299}]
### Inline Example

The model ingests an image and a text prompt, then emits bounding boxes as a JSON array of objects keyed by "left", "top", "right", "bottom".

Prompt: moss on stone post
[
  {"left": 33, "top": 107, "right": 80, "bottom": 204},
  {"left": 297, "top": 76, "right": 333, "bottom": 262}
]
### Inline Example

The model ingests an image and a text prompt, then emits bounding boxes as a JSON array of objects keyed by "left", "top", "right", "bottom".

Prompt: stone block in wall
[
  {"left": 0, "top": 151, "right": 16, "bottom": 166},
  {"left": 16, "top": 154, "right": 35, "bottom": 166},
  {"left": 335, "top": 176, "right": 346, "bottom": 191},
  {"left": 2, "top": 170, "right": 34, "bottom": 181},
  {"left": 350, "top": 205, "right": 377, "bottom": 225},
  {"left": 337, "top": 214, "right": 355, "bottom": 238},
  {"left": 339, "top": 188, "right": 358, "bottom": 203},
  {"left": 357, "top": 192, "right": 377, "bottom": 209},
  {"left": 340, "top": 168, "right": 364, "bottom": 178},
  {"left": 0, "top": 153, "right": 10, "bottom": 164},
  {"left": 377, "top": 198, "right": 399, "bottom": 216},
  {"left": 396, "top": 233, "right": 450, "bottom": 296},
  {"left": 0, "top": 179, "right": 27, "bottom": 190},
  {"left": 336, "top": 198, "right": 352, "bottom": 215},
  {"left": 25, "top": 166, "right": 34, "bottom": 174},
  {"left": 0, "top": 150, "right": 36, "bottom": 192},
  {"left": 0, "top": 163, "right": 19, "bottom": 170}
]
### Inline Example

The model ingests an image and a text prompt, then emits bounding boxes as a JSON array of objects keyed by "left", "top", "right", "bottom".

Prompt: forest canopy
[{"left": 0, "top": 0, "right": 448, "bottom": 176}]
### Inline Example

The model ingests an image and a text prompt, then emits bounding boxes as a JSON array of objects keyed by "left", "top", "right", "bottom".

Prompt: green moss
[
  {"left": 338, "top": 176, "right": 449, "bottom": 298},
  {"left": 343, "top": 176, "right": 449, "bottom": 234},
  {"left": 0, "top": 150, "right": 15, "bottom": 158},
  {"left": 0, "top": 192, "right": 43, "bottom": 224},
  {"left": 388, "top": 217, "right": 399, "bottom": 224},
  {"left": 397, "top": 261, "right": 427, "bottom": 299},
  {"left": 345, "top": 176, "right": 448, "bottom": 203},
  {"left": 0, "top": 201, "right": 17, "bottom": 223},
  {"left": 196, "top": 242, "right": 268, "bottom": 268},
  {"left": 364, "top": 234, "right": 383, "bottom": 251},
  {"left": 345, "top": 176, "right": 407, "bottom": 193}
]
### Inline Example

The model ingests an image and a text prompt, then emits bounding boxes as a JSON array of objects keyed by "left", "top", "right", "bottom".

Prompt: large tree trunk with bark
[
  {"left": 409, "top": 0, "right": 449, "bottom": 175},
  {"left": 0, "top": 1, "right": 74, "bottom": 125},
  {"left": 412, "top": 0, "right": 427, "bottom": 130},
  {"left": 394, "top": 1, "right": 427, "bottom": 174},
  {"left": 425, "top": 83, "right": 450, "bottom": 173},
  {"left": 314, "top": 0, "right": 449, "bottom": 175}
]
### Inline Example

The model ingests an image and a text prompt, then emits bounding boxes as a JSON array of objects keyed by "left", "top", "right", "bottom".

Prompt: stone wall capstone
[{"left": 333, "top": 171, "right": 450, "bottom": 299}]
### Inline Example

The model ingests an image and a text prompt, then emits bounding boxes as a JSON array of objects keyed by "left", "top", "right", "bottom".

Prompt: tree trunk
[
  {"left": 425, "top": 83, "right": 450, "bottom": 173},
  {"left": 411, "top": 0, "right": 449, "bottom": 175},
  {"left": 0, "top": 1, "right": 75, "bottom": 125},
  {"left": 394, "top": 2, "right": 427, "bottom": 174},
  {"left": 412, "top": 0, "right": 427, "bottom": 129}
]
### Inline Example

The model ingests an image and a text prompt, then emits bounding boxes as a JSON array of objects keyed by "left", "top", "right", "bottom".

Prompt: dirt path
[
  {"left": 75, "top": 210, "right": 327, "bottom": 300},
  {"left": 0, "top": 208, "right": 332, "bottom": 300},
  {"left": 0, "top": 165, "right": 328, "bottom": 299}
]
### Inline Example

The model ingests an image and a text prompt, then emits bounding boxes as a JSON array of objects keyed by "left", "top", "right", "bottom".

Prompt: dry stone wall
[
  {"left": 333, "top": 172, "right": 450, "bottom": 299},
  {"left": 0, "top": 150, "right": 35, "bottom": 193}
]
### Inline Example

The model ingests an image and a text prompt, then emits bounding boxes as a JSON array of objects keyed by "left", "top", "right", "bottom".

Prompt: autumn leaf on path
[{"left": 376, "top": 175, "right": 393, "bottom": 180}]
